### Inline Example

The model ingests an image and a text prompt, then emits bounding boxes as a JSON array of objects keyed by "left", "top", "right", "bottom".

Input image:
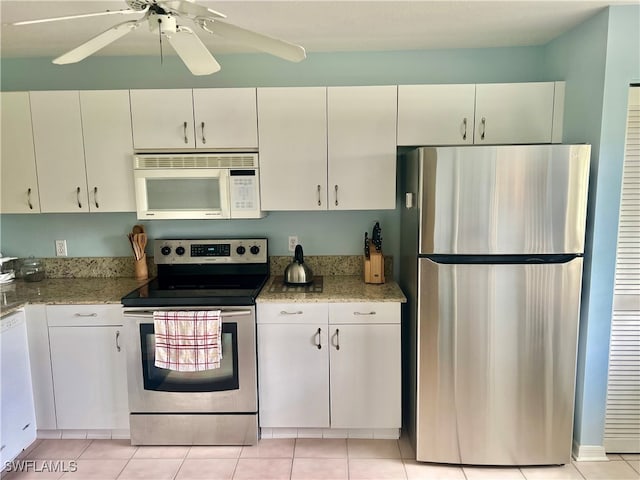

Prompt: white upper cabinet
[
  {"left": 258, "top": 86, "right": 398, "bottom": 211},
  {"left": 29, "top": 90, "right": 135, "bottom": 213},
  {"left": 474, "top": 82, "right": 555, "bottom": 144},
  {"left": 0, "top": 92, "right": 40, "bottom": 213},
  {"left": 257, "top": 87, "right": 328, "bottom": 210},
  {"left": 327, "top": 86, "right": 398, "bottom": 210},
  {"left": 397, "top": 84, "right": 476, "bottom": 146},
  {"left": 130, "top": 89, "right": 194, "bottom": 149},
  {"left": 397, "top": 82, "right": 563, "bottom": 146},
  {"left": 193, "top": 88, "right": 258, "bottom": 149},
  {"left": 80, "top": 90, "right": 135, "bottom": 212},
  {"left": 130, "top": 88, "right": 258, "bottom": 150},
  {"left": 30, "top": 91, "right": 89, "bottom": 213}
]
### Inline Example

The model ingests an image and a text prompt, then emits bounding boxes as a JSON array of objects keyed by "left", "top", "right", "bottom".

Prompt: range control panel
[{"left": 154, "top": 238, "right": 268, "bottom": 265}]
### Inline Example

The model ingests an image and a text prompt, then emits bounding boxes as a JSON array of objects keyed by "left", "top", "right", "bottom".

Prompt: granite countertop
[
  {"left": 257, "top": 275, "right": 406, "bottom": 303},
  {"left": 0, "top": 274, "right": 406, "bottom": 319},
  {"left": 0, "top": 277, "right": 148, "bottom": 318}
]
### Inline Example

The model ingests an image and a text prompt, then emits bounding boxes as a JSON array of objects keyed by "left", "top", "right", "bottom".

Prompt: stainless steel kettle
[{"left": 284, "top": 245, "right": 314, "bottom": 285}]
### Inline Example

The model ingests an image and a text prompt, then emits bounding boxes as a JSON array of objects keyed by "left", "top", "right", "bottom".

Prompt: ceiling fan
[{"left": 9, "top": 0, "right": 307, "bottom": 75}]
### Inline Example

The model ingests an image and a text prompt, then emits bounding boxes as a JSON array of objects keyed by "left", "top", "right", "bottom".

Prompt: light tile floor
[{"left": 2, "top": 438, "right": 639, "bottom": 480}]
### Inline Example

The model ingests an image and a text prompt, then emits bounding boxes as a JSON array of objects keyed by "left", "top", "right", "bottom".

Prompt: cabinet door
[
  {"left": 475, "top": 82, "right": 555, "bottom": 144},
  {"left": 327, "top": 86, "right": 397, "bottom": 210},
  {"left": 257, "top": 87, "right": 328, "bottom": 210},
  {"left": 81, "top": 90, "right": 135, "bottom": 212},
  {"left": 0, "top": 92, "right": 40, "bottom": 213},
  {"left": 1, "top": 311, "right": 36, "bottom": 464},
  {"left": 193, "top": 88, "right": 258, "bottom": 149},
  {"left": 48, "top": 325, "right": 128, "bottom": 430},
  {"left": 130, "top": 89, "right": 195, "bottom": 149},
  {"left": 329, "top": 324, "right": 401, "bottom": 429},
  {"left": 30, "top": 91, "right": 89, "bottom": 212},
  {"left": 257, "top": 323, "right": 329, "bottom": 427},
  {"left": 397, "top": 84, "right": 475, "bottom": 146}
]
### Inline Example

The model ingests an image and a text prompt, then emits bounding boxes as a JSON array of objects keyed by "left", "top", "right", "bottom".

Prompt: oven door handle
[{"left": 123, "top": 310, "right": 252, "bottom": 318}]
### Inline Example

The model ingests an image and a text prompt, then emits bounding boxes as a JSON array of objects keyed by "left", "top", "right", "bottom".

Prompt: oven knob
[
  {"left": 175, "top": 246, "right": 186, "bottom": 256},
  {"left": 250, "top": 245, "right": 260, "bottom": 255},
  {"left": 161, "top": 246, "right": 172, "bottom": 256},
  {"left": 236, "top": 246, "right": 246, "bottom": 255}
]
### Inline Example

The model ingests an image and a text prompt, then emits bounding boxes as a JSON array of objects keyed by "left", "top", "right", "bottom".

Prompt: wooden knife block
[{"left": 364, "top": 241, "right": 385, "bottom": 284}]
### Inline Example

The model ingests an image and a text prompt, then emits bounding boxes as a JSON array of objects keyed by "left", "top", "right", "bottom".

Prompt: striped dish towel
[{"left": 153, "top": 310, "right": 222, "bottom": 372}]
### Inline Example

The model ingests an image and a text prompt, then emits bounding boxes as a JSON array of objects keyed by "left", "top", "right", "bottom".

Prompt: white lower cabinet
[
  {"left": 257, "top": 302, "right": 401, "bottom": 434},
  {"left": 1, "top": 310, "right": 36, "bottom": 464},
  {"left": 46, "top": 305, "right": 129, "bottom": 433}
]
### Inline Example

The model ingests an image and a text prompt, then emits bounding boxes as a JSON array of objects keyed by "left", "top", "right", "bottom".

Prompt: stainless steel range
[{"left": 121, "top": 238, "right": 268, "bottom": 446}]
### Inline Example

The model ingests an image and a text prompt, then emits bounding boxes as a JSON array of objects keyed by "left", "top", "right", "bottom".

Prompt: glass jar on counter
[{"left": 20, "top": 257, "right": 45, "bottom": 282}]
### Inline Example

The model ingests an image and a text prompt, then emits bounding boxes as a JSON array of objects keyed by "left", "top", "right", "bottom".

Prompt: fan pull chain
[{"left": 157, "top": 17, "right": 163, "bottom": 65}]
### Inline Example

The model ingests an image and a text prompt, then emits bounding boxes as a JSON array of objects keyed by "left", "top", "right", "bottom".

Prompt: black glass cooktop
[{"left": 121, "top": 274, "right": 269, "bottom": 307}]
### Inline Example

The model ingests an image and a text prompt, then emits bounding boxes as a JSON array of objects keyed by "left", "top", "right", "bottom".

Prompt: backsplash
[{"left": 16, "top": 255, "right": 393, "bottom": 279}]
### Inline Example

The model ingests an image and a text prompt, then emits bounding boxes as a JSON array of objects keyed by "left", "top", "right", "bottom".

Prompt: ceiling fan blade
[
  {"left": 10, "top": 9, "right": 144, "bottom": 26},
  {"left": 158, "top": 0, "right": 225, "bottom": 19},
  {"left": 167, "top": 26, "right": 221, "bottom": 75},
  {"left": 52, "top": 19, "right": 143, "bottom": 65},
  {"left": 199, "top": 19, "right": 306, "bottom": 63}
]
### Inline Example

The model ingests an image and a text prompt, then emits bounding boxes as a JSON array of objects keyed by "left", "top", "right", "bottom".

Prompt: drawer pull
[
  {"left": 22, "top": 423, "right": 30, "bottom": 431},
  {"left": 315, "top": 327, "right": 322, "bottom": 350},
  {"left": 333, "top": 328, "right": 340, "bottom": 350},
  {"left": 354, "top": 311, "right": 376, "bottom": 316},
  {"left": 116, "top": 330, "right": 121, "bottom": 352},
  {"left": 73, "top": 313, "right": 98, "bottom": 317},
  {"left": 280, "top": 310, "right": 303, "bottom": 315}
]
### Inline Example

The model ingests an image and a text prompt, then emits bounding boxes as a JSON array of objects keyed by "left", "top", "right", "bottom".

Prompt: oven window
[
  {"left": 139, "top": 323, "right": 239, "bottom": 392},
  {"left": 146, "top": 178, "right": 222, "bottom": 211}
]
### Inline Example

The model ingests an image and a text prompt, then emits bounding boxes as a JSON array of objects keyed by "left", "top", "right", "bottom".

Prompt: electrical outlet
[
  {"left": 55, "top": 240, "right": 67, "bottom": 257},
  {"left": 288, "top": 236, "right": 298, "bottom": 252}
]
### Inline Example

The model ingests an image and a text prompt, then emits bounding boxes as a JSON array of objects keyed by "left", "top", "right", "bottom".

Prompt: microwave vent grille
[{"left": 135, "top": 154, "right": 258, "bottom": 169}]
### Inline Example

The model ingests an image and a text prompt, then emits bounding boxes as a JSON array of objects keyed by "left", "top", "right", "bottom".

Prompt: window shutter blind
[{"left": 605, "top": 86, "right": 640, "bottom": 453}]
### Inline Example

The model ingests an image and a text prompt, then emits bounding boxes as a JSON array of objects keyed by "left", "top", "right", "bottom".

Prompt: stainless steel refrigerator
[{"left": 399, "top": 145, "right": 590, "bottom": 466}]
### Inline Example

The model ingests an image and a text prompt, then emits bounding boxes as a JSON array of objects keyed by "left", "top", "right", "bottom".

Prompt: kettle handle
[{"left": 294, "top": 244, "right": 304, "bottom": 264}]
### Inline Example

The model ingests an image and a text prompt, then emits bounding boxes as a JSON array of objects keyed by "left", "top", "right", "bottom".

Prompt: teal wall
[
  {"left": 545, "top": 5, "right": 640, "bottom": 449},
  {"left": 0, "top": 45, "right": 547, "bottom": 262}
]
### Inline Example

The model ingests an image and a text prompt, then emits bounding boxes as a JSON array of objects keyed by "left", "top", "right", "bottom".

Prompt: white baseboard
[
  {"left": 37, "top": 429, "right": 130, "bottom": 440},
  {"left": 572, "top": 440, "right": 609, "bottom": 462},
  {"left": 261, "top": 428, "right": 400, "bottom": 440}
]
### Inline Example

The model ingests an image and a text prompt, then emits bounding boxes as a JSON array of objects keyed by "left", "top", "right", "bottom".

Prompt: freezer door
[
  {"left": 418, "top": 145, "right": 590, "bottom": 255},
  {"left": 415, "top": 257, "right": 582, "bottom": 465}
]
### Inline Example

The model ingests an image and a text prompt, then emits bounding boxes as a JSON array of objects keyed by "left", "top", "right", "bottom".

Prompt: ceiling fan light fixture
[{"left": 149, "top": 12, "right": 177, "bottom": 35}]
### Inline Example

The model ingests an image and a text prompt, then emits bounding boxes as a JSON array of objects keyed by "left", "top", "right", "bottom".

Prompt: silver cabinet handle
[
  {"left": 116, "top": 330, "right": 121, "bottom": 352},
  {"left": 315, "top": 327, "right": 322, "bottom": 350},
  {"left": 201, "top": 121, "right": 206, "bottom": 144},
  {"left": 76, "top": 187, "right": 82, "bottom": 208},
  {"left": 353, "top": 311, "right": 376, "bottom": 316},
  {"left": 480, "top": 117, "right": 486, "bottom": 140},
  {"left": 183, "top": 121, "right": 188, "bottom": 144},
  {"left": 462, "top": 117, "right": 467, "bottom": 140},
  {"left": 334, "top": 185, "right": 339, "bottom": 206},
  {"left": 74, "top": 313, "right": 98, "bottom": 317},
  {"left": 280, "top": 310, "right": 303, "bottom": 315},
  {"left": 93, "top": 187, "right": 99, "bottom": 208},
  {"left": 317, "top": 185, "right": 322, "bottom": 206},
  {"left": 333, "top": 328, "right": 340, "bottom": 350}
]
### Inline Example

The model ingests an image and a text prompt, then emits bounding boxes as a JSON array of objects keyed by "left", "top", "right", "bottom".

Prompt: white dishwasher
[{"left": 1, "top": 310, "right": 36, "bottom": 464}]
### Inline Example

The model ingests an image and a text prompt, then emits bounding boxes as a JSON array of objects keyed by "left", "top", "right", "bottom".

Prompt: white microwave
[{"left": 133, "top": 153, "right": 265, "bottom": 220}]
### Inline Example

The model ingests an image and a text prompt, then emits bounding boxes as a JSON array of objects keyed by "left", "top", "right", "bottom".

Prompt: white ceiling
[{"left": 0, "top": 0, "right": 635, "bottom": 60}]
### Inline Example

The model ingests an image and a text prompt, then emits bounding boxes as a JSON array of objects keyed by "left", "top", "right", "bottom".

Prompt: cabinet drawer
[
  {"left": 257, "top": 303, "right": 328, "bottom": 324},
  {"left": 46, "top": 304, "right": 123, "bottom": 327},
  {"left": 329, "top": 302, "right": 400, "bottom": 324}
]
